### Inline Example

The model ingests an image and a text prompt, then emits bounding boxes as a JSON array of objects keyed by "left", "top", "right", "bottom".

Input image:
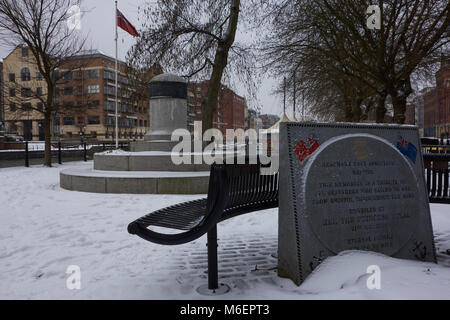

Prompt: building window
[
  {"left": 104, "top": 85, "right": 115, "bottom": 95},
  {"left": 105, "top": 116, "right": 115, "bottom": 126},
  {"left": 21, "top": 88, "right": 31, "bottom": 97},
  {"left": 66, "top": 132, "right": 73, "bottom": 138},
  {"left": 62, "top": 71, "right": 73, "bottom": 80},
  {"left": 63, "top": 117, "right": 75, "bottom": 125},
  {"left": 62, "top": 101, "right": 74, "bottom": 108},
  {"left": 87, "top": 84, "right": 100, "bottom": 94},
  {"left": 21, "top": 67, "right": 31, "bottom": 81},
  {"left": 104, "top": 70, "right": 115, "bottom": 80},
  {"left": 22, "top": 47, "right": 28, "bottom": 57},
  {"left": 37, "top": 102, "right": 43, "bottom": 111},
  {"left": 36, "top": 87, "right": 43, "bottom": 96},
  {"left": 36, "top": 72, "right": 43, "bottom": 80},
  {"left": 88, "top": 69, "right": 99, "bottom": 78},
  {"left": 104, "top": 100, "right": 115, "bottom": 111},
  {"left": 9, "top": 88, "right": 15, "bottom": 97},
  {"left": 88, "top": 116, "right": 100, "bottom": 125},
  {"left": 10, "top": 103, "right": 16, "bottom": 112},
  {"left": 62, "top": 87, "right": 73, "bottom": 95},
  {"left": 88, "top": 100, "right": 100, "bottom": 109},
  {"left": 139, "top": 119, "right": 143, "bottom": 127},
  {"left": 77, "top": 116, "right": 85, "bottom": 125},
  {"left": 9, "top": 73, "right": 15, "bottom": 82},
  {"left": 90, "top": 131, "right": 97, "bottom": 138},
  {"left": 21, "top": 103, "right": 32, "bottom": 111}
]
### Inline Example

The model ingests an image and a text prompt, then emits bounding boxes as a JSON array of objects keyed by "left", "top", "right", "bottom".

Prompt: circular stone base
[
  {"left": 94, "top": 152, "right": 210, "bottom": 172},
  {"left": 60, "top": 168, "right": 209, "bottom": 194},
  {"left": 196, "top": 283, "right": 231, "bottom": 296}
]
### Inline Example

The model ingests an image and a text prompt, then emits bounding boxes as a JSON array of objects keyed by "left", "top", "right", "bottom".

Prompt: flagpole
[{"left": 114, "top": 0, "right": 119, "bottom": 149}]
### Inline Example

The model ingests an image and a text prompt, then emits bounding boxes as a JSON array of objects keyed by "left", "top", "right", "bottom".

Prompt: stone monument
[
  {"left": 278, "top": 122, "right": 436, "bottom": 285},
  {"left": 131, "top": 73, "right": 189, "bottom": 152},
  {"left": 60, "top": 73, "right": 209, "bottom": 195}
]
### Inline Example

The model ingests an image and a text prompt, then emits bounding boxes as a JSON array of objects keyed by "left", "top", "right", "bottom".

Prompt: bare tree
[
  {"left": 262, "top": 0, "right": 450, "bottom": 124},
  {"left": 0, "top": 0, "right": 88, "bottom": 166},
  {"left": 128, "top": 0, "right": 261, "bottom": 133}
]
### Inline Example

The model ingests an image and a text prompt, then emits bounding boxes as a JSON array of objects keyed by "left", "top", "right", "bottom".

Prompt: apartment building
[
  {"left": 2, "top": 46, "right": 46, "bottom": 140},
  {"left": 187, "top": 80, "right": 247, "bottom": 134},
  {"left": 0, "top": 61, "right": 3, "bottom": 130},
  {"left": 2, "top": 46, "right": 158, "bottom": 141}
]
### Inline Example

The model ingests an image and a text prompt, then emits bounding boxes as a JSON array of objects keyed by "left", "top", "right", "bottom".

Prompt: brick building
[
  {"left": 187, "top": 81, "right": 247, "bottom": 133},
  {"left": 2, "top": 46, "right": 157, "bottom": 141},
  {"left": 259, "top": 114, "right": 280, "bottom": 129},
  {"left": 423, "top": 57, "right": 450, "bottom": 138},
  {"left": 0, "top": 61, "right": 3, "bottom": 130},
  {"left": 405, "top": 104, "right": 415, "bottom": 125}
]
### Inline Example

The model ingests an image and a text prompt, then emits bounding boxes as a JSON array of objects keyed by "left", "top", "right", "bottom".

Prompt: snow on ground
[{"left": 0, "top": 161, "right": 449, "bottom": 299}]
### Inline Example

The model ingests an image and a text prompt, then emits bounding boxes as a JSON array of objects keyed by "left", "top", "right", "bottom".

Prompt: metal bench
[
  {"left": 127, "top": 152, "right": 449, "bottom": 294},
  {"left": 127, "top": 159, "right": 279, "bottom": 294}
]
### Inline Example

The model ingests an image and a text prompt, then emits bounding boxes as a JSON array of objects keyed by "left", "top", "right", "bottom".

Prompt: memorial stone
[{"left": 278, "top": 122, "right": 436, "bottom": 285}]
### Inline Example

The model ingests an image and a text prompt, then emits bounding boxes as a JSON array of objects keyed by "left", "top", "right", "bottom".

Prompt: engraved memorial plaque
[{"left": 278, "top": 123, "right": 436, "bottom": 286}]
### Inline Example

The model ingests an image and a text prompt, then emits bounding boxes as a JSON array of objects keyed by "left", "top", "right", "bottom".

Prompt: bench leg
[
  {"left": 207, "top": 225, "right": 219, "bottom": 290},
  {"left": 195, "top": 224, "right": 230, "bottom": 295}
]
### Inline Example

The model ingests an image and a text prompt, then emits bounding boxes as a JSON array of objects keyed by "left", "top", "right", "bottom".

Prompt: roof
[{"left": 150, "top": 73, "right": 186, "bottom": 83}]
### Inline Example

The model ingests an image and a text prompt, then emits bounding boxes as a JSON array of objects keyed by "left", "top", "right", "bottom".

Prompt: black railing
[
  {"left": 0, "top": 140, "right": 130, "bottom": 168},
  {"left": 424, "top": 154, "right": 450, "bottom": 204}
]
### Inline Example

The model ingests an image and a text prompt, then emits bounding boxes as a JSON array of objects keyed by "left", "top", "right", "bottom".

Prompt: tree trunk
[
  {"left": 391, "top": 78, "right": 412, "bottom": 124},
  {"left": 391, "top": 94, "right": 407, "bottom": 124},
  {"left": 351, "top": 97, "right": 363, "bottom": 122},
  {"left": 44, "top": 112, "right": 52, "bottom": 167},
  {"left": 202, "top": 0, "right": 240, "bottom": 134},
  {"left": 375, "top": 91, "right": 387, "bottom": 123},
  {"left": 343, "top": 101, "right": 353, "bottom": 122}
]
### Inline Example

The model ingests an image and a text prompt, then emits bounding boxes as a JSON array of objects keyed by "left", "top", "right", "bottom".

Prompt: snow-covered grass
[{"left": 0, "top": 161, "right": 449, "bottom": 299}]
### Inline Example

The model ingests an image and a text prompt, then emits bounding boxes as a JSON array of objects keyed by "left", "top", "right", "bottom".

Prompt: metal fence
[{"left": 0, "top": 141, "right": 130, "bottom": 168}]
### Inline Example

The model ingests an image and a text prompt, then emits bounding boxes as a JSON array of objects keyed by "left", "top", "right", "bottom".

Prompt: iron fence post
[
  {"left": 58, "top": 141, "right": 62, "bottom": 164},
  {"left": 25, "top": 141, "right": 29, "bottom": 167}
]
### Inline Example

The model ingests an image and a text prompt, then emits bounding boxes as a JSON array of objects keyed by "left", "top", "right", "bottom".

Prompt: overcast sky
[{"left": 0, "top": 0, "right": 285, "bottom": 117}]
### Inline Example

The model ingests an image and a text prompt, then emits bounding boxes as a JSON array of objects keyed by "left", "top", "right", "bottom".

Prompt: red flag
[{"left": 117, "top": 9, "right": 139, "bottom": 37}]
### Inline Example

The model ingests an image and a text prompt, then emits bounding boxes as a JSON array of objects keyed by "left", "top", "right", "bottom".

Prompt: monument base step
[
  {"left": 130, "top": 140, "right": 181, "bottom": 152},
  {"left": 94, "top": 152, "right": 210, "bottom": 172},
  {"left": 60, "top": 168, "right": 209, "bottom": 194}
]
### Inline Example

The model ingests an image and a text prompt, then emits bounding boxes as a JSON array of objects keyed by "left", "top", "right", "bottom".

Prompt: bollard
[
  {"left": 25, "top": 141, "right": 29, "bottom": 167},
  {"left": 58, "top": 141, "right": 62, "bottom": 164},
  {"left": 83, "top": 142, "right": 87, "bottom": 162}
]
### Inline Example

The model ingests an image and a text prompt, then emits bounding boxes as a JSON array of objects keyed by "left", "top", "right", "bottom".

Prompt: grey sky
[{"left": 0, "top": 0, "right": 286, "bottom": 116}]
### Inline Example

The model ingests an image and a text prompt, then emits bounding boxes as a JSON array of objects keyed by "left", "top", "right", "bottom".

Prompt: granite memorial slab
[{"left": 278, "top": 122, "right": 436, "bottom": 285}]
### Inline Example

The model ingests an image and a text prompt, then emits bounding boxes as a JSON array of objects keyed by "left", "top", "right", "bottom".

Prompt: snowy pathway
[{"left": 0, "top": 162, "right": 449, "bottom": 299}]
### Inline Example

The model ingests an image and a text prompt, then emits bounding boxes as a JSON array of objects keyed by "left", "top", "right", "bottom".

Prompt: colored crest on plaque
[
  {"left": 396, "top": 136, "right": 417, "bottom": 164},
  {"left": 293, "top": 135, "right": 320, "bottom": 164}
]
